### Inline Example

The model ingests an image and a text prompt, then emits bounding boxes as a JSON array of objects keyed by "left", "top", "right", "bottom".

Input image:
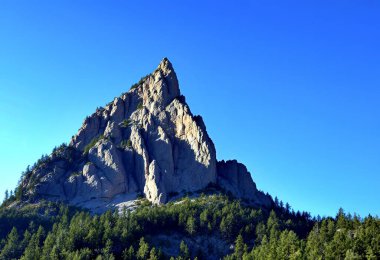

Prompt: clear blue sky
[{"left": 0, "top": 1, "right": 379, "bottom": 217}]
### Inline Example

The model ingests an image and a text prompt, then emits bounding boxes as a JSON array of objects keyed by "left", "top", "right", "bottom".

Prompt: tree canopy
[{"left": 0, "top": 195, "right": 379, "bottom": 259}]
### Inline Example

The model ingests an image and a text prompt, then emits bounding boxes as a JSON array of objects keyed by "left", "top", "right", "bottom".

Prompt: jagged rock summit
[{"left": 21, "top": 58, "right": 272, "bottom": 212}]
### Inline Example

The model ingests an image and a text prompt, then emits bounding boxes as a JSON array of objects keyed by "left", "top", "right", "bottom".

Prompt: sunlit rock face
[{"left": 21, "top": 58, "right": 271, "bottom": 210}]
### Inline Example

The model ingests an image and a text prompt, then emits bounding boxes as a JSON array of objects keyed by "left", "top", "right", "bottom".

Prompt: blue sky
[{"left": 0, "top": 1, "right": 379, "bottom": 217}]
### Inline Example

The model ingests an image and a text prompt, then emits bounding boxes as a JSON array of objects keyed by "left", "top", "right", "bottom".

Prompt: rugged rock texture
[
  {"left": 217, "top": 160, "right": 272, "bottom": 207},
  {"left": 21, "top": 58, "right": 272, "bottom": 210}
]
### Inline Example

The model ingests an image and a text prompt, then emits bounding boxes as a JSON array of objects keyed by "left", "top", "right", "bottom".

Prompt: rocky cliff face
[{"left": 21, "top": 58, "right": 272, "bottom": 210}]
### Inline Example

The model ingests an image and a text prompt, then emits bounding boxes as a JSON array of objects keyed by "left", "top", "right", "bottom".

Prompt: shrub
[
  {"left": 121, "top": 119, "right": 132, "bottom": 128},
  {"left": 130, "top": 74, "right": 150, "bottom": 90},
  {"left": 70, "top": 171, "right": 82, "bottom": 177},
  {"left": 119, "top": 139, "right": 133, "bottom": 150},
  {"left": 83, "top": 135, "right": 104, "bottom": 154}
]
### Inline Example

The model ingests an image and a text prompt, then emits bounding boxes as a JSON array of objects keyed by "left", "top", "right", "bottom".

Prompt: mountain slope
[
  {"left": 2, "top": 59, "right": 379, "bottom": 260},
  {"left": 19, "top": 58, "right": 271, "bottom": 211}
]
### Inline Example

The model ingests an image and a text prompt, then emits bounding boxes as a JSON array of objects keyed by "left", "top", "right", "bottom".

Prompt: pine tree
[
  {"left": 21, "top": 225, "right": 45, "bottom": 260},
  {"left": 234, "top": 234, "right": 247, "bottom": 260},
  {"left": 4, "top": 189, "right": 9, "bottom": 201},
  {"left": 200, "top": 209, "right": 209, "bottom": 227},
  {"left": 49, "top": 245, "right": 60, "bottom": 260},
  {"left": 179, "top": 240, "right": 189, "bottom": 259},
  {"left": 102, "top": 239, "right": 114, "bottom": 259},
  {"left": 305, "top": 224, "right": 323, "bottom": 259},
  {"left": 122, "top": 245, "right": 135, "bottom": 260},
  {"left": 137, "top": 237, "right": 149, "bottom": 259},
  {"left": 21, "top": 230, "right": 31, "bottom": 252},
  {"left": 0, "top": 227, "right": 20, "bottom": 259},
  {"left": 186, "top": 216, "right": 196, "bottom": 235},
  {"left": 148, "top": 247, "right": 158, "bottom": 260},
  {"left": 276, "top": 230, "right": 301, "bottom": 259},
  {"left": 41, "top": 233, "right": 56, "bottom": 260}
]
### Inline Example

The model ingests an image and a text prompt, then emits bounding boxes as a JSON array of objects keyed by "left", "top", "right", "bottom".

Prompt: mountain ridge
[{"left": 18, "top": 58, "right": 272, "bottom": 212}]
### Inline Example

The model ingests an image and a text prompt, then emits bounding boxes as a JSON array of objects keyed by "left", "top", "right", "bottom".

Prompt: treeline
[
  {"left": 0, "top": 195, "right": 379, "bottom": 259},
  {"left": 225, "top": 209, "right": 379, "bottom": 259}
]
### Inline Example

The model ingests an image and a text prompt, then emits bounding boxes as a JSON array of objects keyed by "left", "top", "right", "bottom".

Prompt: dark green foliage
[
  {"left": 0, "top": 195, "right": 379, "bottom": 259},
  {"left": 4, "top": 190, "right": 9, "bottom": 201},
  {"left": 130, "top": 74, "right": 151, "bottom": 90},
  {"left": 179, "top": 240, "right": 189, "bottom": 259},
  {"left": 186, "top": 215, "right": 197, "bottom": 235},
  {"left": 233, "top": 234, "right": 247, "bottom": 259},
  {"left": 119, "top": 139, "right": 133, "bottom": 150},
  {"left": 137, "top": 102, "right": 143, "bottom": 110},
  {"left": 121, "top": 119, "right": 133, "bottom": 128},
  {"left": 137, "top": 237, "right": 149, "bottom": 259},
  {"left": 70, "top": 171, "right": 83, "bottom": 177},
  {"left": 0, "top": 227, "right": 20, "bottom": 259},
  {"left": 83, "top": 135, "right": 105, "bottom": 154}
]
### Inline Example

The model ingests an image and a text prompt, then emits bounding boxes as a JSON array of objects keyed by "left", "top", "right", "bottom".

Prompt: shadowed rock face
[
  {"left": 21, "top": 58, "right": 272, "bottom": 209},
  {"left": 217, "top": 160, "right": 272, "bottom": 207}
]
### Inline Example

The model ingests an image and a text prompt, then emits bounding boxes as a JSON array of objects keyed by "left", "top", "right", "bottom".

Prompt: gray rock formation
[
  {"left": 217, "top": 160, "right": 272, "bottom": 207},
  {"left": 21, "top": 58, "right": 272, "bottom": 210}
]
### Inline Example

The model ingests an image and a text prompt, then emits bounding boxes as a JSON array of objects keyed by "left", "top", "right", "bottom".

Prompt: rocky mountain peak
[
  {"left": 155, "top": 57, "right": 180, "bottom": 101},
  {"left": 21, "top": 59, "right": 272, "bottom": 212},
  {"left": 157, "top": 57, "right": 177, "bottom": 80}
]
